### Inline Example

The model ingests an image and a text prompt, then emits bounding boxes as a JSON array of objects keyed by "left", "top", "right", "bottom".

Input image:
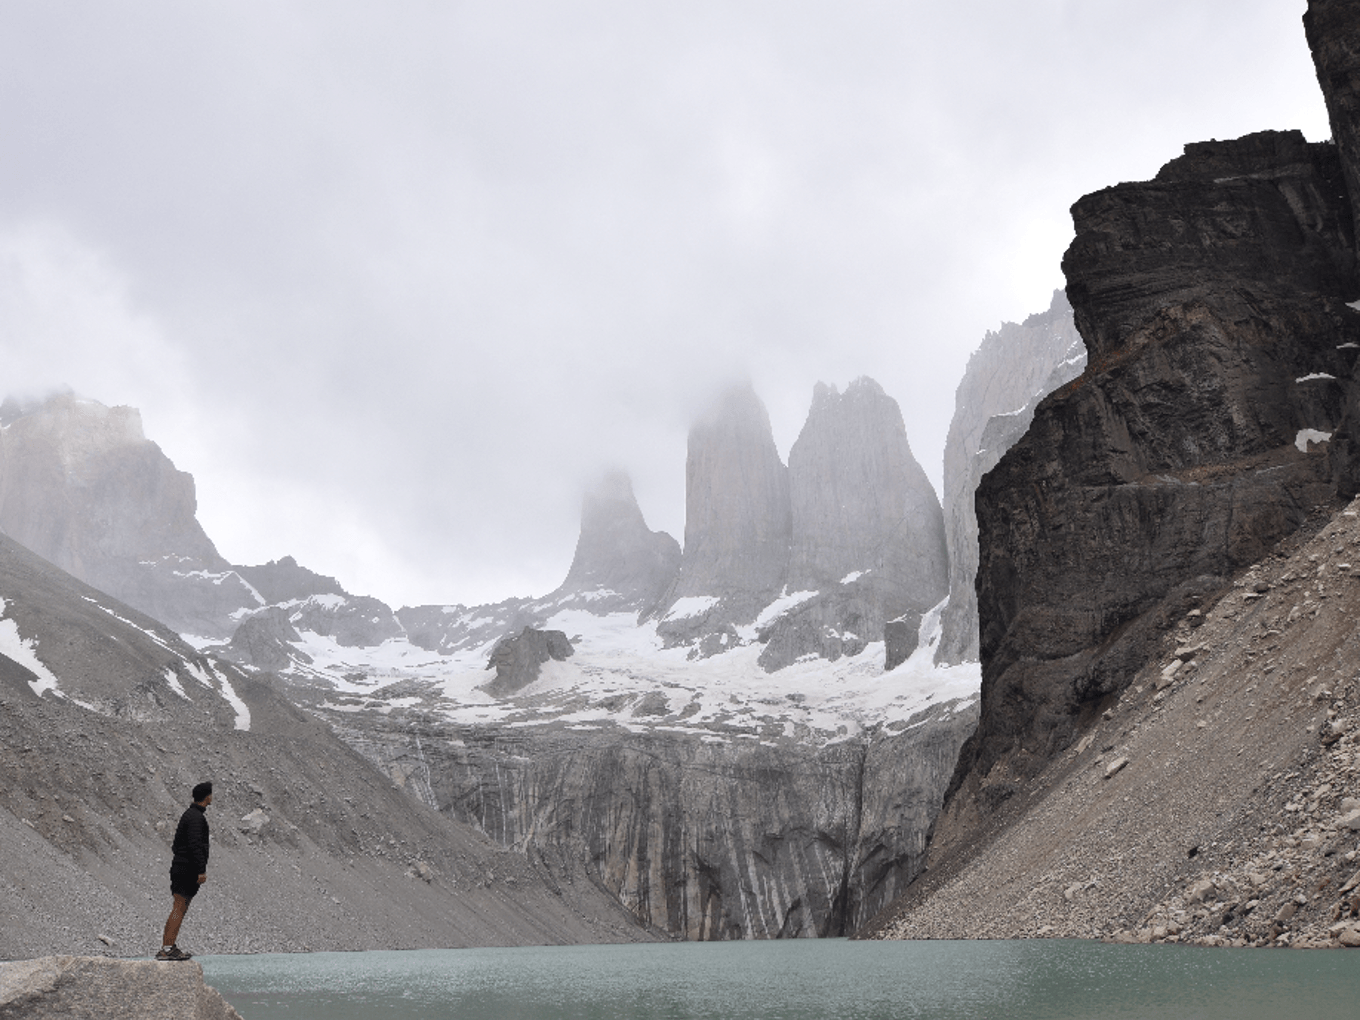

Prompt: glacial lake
[{"left": 200, "top": 938, "right": 1358, "bottom": 1020}]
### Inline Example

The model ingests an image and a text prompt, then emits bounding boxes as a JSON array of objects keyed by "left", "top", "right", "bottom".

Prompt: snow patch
[
  {"left": 163, "top": 668, "right": 190, "bottom": 700},
  {"left": 214, "top": 668, "right": 251, "bottom": 731},
  {"left": 840, "top": 571, "right": 865, "bottom": 585},
  {"left": 662, "top": 596, "right": 720, "bottom": 622},
  {"left": 1296, "top": 429, "right": 1333, "bottom": 453},
  {"left": 1295, "top": 373, "right": 1337, "bottom": 383},
  {"left": 0, "top": 598, "right": 64, "bottom": 698}
]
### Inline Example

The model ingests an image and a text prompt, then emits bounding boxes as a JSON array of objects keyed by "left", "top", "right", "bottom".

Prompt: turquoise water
[{"left": 200, "top": 938, "right": 1360, "bottom": 1020}]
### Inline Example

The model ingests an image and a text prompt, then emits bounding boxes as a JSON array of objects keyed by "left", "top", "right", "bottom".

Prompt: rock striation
[
  {"left": 328, "top": 696, "right": 976, "bottom": 940},
  {"left": 0, "top": 393, "right": 260, "bottom": 638},
  {"left": 0, "top": 957, "right": 242, "bottom": 1020},
  {"left": 934, "top": 292, "right": 1086, "bottom": 665}
]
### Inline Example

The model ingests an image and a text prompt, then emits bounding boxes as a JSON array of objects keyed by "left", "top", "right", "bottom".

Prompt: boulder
[
  {"left": 483, "top": 627, "right": 574, "bottom": 697},
  {"left": 0, "top": 956, "right": 242, "bottom": 1019}
]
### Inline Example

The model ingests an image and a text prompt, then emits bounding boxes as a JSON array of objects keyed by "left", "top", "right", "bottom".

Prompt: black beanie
[{"left": 192, "top": 781, "right": 213, "bottom": 802}]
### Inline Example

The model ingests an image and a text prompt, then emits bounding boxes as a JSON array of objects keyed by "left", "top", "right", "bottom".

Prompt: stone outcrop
[
  {"left": 0, "top": 393, "right": 260, "bottom": 638},
  {"left": 397, "top": 472, "right": 677, "bottom": 655},
  {"left": 234, "top": 555, "right": 345, "bottom": 604},
  {"left": 483, "top": 627, "right": 574, "bottom": 697},
  {"left": 285, "top": 594, "right": 404, "bottom": 648},
  {"left": 221, "top": 606, "right": 311, "bottom": 671},
  {"left": 655, "top": 384, "right": 791, "bottom": 648},
  {"left": 756, "top": 380, "right": 948, "bottom": 672},
  {"left": 934, "top": 292, "right": 1086, "bottom": 665},
  {"left": 1305, "top": 0, "right": 1360, "bottom": 253},
  {"left": 0, "top": 957, "right": 242, "bottom": 1020},
  {"left": 553, "top": 472, "right": 681, "bottom": 610},
  {"left": 951, "top": 127, "right": 1359, "bottom": 821},
  {"left": 654, "top": 379, "right": 949, "bottom": 669}
]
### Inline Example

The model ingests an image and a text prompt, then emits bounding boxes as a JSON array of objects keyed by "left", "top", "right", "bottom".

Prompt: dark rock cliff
[
  {"left": 934, "top": 292, "right": 1086, "bottom": 665},
  {"left": 1307, "top": 0, "right": 1360, "bottom": 499},
  {"left": 939, "top": 121, "right": 1360, "bottom": 837}
]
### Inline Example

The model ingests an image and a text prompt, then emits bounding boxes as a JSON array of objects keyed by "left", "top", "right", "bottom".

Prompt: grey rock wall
[
  {"left": 935, "top": 292, "right": 1086, "bottom": 665},
  {"left": 336, "top": 699, "right": 977, "bottom": 940},
  {"left": 759, "top": 379, "right": 947, "bottom": 671},
  {"left": 655, "top": 384, "right": 791, "bottom": 649},
  {"left": 0, "top": 394, "right": 260, "bottom": 638},
  {"left": 557, "top": 471, "right": 681, "bottom": 609}
]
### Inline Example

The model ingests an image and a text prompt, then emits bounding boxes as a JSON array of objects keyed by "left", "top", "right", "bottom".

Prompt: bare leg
[{"left": 162, "top": 893, "right": 191, "bottom": 947}]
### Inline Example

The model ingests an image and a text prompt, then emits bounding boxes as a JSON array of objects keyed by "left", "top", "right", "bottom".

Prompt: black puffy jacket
[{"left": 170, "top": 803, "right": 210, "bottom": 873}]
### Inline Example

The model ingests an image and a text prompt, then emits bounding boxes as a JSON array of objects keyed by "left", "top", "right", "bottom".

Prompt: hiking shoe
[{"left": 155, "top": 945, "right": 193, "bottom": 961}]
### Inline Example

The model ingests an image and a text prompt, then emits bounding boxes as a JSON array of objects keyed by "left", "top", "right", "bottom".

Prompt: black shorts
[{"left": 170, "top": 867, "right": 201, "bottom": 900}]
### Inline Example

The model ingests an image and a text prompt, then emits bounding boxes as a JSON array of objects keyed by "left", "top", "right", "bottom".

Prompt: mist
[{"left": 0, "top": 0, "right": 1331, "bottom": 606}]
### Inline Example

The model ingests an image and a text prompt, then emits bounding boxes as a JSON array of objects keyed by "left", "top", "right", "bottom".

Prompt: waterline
[{"left": 201, "top": 938, "right": 1360, "bottom": 1020}]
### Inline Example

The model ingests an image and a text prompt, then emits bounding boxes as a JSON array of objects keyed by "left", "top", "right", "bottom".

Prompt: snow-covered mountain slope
[
  {"left": 213, "top": 598, "right": 977, "bottom": 747},
  {"left": 195, "top": 595, "right": 979, "bottom": 941}
]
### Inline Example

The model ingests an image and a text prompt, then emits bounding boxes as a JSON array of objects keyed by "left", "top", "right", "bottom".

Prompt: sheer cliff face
[
  {"left": 672, "top": 384, "right": 791, "bottom": 602},
  {"left": 559, "top": 471, "right": 680, "bottom": 608},
  {"left": 950, "top": 127, "right": 1360, "bottom": 821},
  {"left": 1307, "top": 0, "right": 1360, "bottom": 498},
  {"left": 655, "top": 385, "right": 791, "bottom": 650},
  {"left": 787, "top": 377, "right": 946, "bottom": 595},
  {"left": 754, "top": 378, "right": 948, "bottom": 672},
  {"left": 0, "top": 394, "right": 259, "bottom": 637},
  {"left": 935, "top": 292, "right": 1086, "bottom": 665},
  {"left": 1306, "top": 0, "right": 1360, "bottom": 251}
]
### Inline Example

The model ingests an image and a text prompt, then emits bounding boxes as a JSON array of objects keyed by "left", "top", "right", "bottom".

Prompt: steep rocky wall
[
  {"left": 557, "top": 472, "right": 681, "bottom": 608},
  {"left": 336, "top": 700, "right": 977, "bottom": 941},
  {"left": 949, "top": 128, "right": 1360, "bottom": 830},
  {"left": 0, "top": 394, "right": 261, "bottom": 638},
  {"left": 655, "top": 384, "right": 791, "bottom": 649},
  {"left": 935, "top": 292, "right": 1086, "bottom": 665},
  {"left": 786, "top": 377, "right": 945, "bottom": 595},
  {"left": 1306, "top": 0, "right": 1360, "bottom": 251}
]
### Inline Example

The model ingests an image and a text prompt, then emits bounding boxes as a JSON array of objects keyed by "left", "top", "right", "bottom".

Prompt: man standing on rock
[{"left": 157, "top": 781, "right": 212, "bottom": 961}]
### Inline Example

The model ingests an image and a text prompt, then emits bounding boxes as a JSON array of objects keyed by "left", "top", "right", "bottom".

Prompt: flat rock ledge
[{"left": 0, "top": 956, "right": 241, "bottom": 1020}]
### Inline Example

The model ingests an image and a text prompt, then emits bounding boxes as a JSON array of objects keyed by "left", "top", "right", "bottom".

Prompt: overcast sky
[{"left": 0, "top": 1, "right": 1332, "bottom": 608}]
